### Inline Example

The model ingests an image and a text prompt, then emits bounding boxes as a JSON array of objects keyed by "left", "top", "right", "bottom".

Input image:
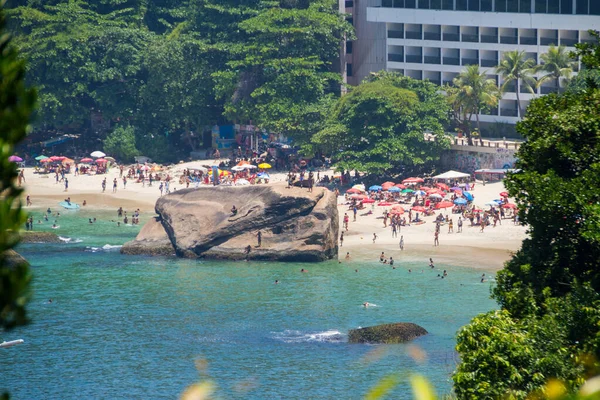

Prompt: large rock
[
  {"left": 19, "top": 231, "right": 61, "bottom": 243},
  {"left": 2, "top": 249, "right": 29, "bottom": 268},
  {"left": 122, "top": 185, "right": 338, "bottom": 262},
  {"left": 348, "top": 323, "right": 428, "bottom": 344},
  {"left": 120, "top": 217, "right": 175, "bottom": 256}
]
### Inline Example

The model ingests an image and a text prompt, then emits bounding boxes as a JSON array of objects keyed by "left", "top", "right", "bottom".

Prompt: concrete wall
[{"left": 441, "top": 147, "right": 517, "bottom": 174}]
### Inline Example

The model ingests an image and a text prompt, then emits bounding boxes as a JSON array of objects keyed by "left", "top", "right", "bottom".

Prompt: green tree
[
  {"left": 536, "top": 45, "right": 577, "bottom": 92},
  {"left": 312, "top": 74, "right": 450, "bottom": 175},
  {"left": 496, "top": 50, "right": 537, "bottom": 118},
  {"left": 103, "top": 125, "right": 139, "bottom": 162},
  {"left": 446, "top": 65, "right": 500, "bottom": 146}
]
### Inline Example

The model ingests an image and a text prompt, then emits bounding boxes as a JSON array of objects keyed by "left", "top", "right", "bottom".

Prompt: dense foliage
[
  {"left": 313, "top": 73, "right": 450, "bottom": 175},
  {"left": 0, "top": 2, "right": 34, "bottom": 333},
  {"left": 454, "top": 38, "right": 600, "bottom": 398},
  {"left": 5, "top": 0, "right": 352, "bottom": 160}
]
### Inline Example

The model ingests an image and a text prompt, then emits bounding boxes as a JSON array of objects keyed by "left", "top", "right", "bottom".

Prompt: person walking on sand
[
  {"left": 434, "top": 230, "right": 439, "bottom": 246},
  {"left": 399, "top": 235, "right": 404, "bottom": 250},
  {"left": 340, "top": 232, "right": 344, "bottom": 247},
  {"left": 448, "top": 219, "right": 453, "bottom": 233},
  {"left": 113, "top": 178, "right": 118, "bottom": 193},
  {"left": 102, "top": 178, "right": 106, "bottom": 193},
  {"left": 256, "top": 230, "right": 262, "bottom": 247},
  {"left": 26, "top": 195, "right": 32, "bottom": 206},
  {"left": 343, "top": 213, "right": 349, "bottom": 231},
  {"left": 372, "top": 233, "right": 378, "bottom": 244},
  {"left": 123, "top": 176, "right": 127, "bottom": 189},
  {"left": 457, "top": 217, "right": 463, "bottom": 233},
  {"left": 64, "top": 178, "right": 68, "bottom": 192}
]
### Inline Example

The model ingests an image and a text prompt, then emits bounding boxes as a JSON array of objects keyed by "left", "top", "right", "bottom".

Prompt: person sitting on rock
[{"left": 231, "top": 205, "right": 238, "bottom": 216}]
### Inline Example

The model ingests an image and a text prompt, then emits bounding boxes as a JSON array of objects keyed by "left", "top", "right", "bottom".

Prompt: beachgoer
[
  {"left": 343, "top": 213, "right": 349, "bottom": 231},
  {"left": 123, "top": 176, "right": 127, "bottom": 189},
  {"left": 244, "top": 245, "right": 252, "bottom": 260},
  {"left": 389, "top": 257, "right": 394, "bottom": 267},
  {"left": 102, "top": 178, "right": 106, "bottom": 193},
  {"left": 89, "top": 218, "right": 93, "bottom": 224},
  {"left": 275, "top": 280, "right": 279, "bottom": 284},
  {"left": 429, "top": 258, "right": 434, "bottom": 268},
  {"left": 26, "top": 195, "right": 32, "bottom": 206},
  {"left": 399, "top": 235, "right": 404, "bottom": 250},
  {"left": 434, "top": 230, "right": 439, "bottom": 246},
  {"left": 113, "top": 178, "right": 118, "bottom": 193},
  {"left": 448, "top": 219, "right": 453, "bottom": 233},
  {"left": 256, "top": 230, "right": 262, "bottom": 247},
  {"left": 363, "top": 302, "right": 370, "bottom": 308},
  {"left": 339, "top": 231, "right": 344, "bottom": 247},
  {"left": 379, "top": 252, "right": 385, "bottom": 262},
  {"left": 231, "top": 205, "right": 238, "bottom": 216},
  {"left": 457, "top": 217, "right": 463, "bottom": 233},
  {"left": 64, "top": 178, "right": 68, "bottom": 192},
  {"left": 83, "top": 200, "right": 87, "bottom": 206},
  {"left": 345, "top": 252, "right": 350, "bottom": 260},
  {"left": 301, "top": 268, "right": 307, "bottom": 273},
  {"left": 372, "top": 233, "right": 378, "bottom": 244}
]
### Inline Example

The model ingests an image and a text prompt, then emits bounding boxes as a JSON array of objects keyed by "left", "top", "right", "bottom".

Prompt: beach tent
[{"left": 432, "top": 170, "right": 471, "bottom": 180}]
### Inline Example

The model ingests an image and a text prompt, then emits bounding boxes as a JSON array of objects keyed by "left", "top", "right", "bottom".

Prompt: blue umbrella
[
  {"left": 388, "top": 186, "right": 401, "bottom": 193},
  {"left": 454, "top": 198, "right": 468, "bottom": 205},
  {"left": 369, "top": 185, "right": 382, "bottom": 191},
  {"left": 463, "top": 191, "right": 474, "bottom": 201}
]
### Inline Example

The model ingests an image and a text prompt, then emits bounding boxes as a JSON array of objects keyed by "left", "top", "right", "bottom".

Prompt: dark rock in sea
[
  {"left": 122, "top": 184, "right": 339, "bottom": 262},
  {"left": 120, "top": 217, "right": 175, "bottom": 256},
  {"left": 348, "top": 323, "right": 428, "bottom": 344},
  {"left": 19, "top": 231, "right": 61, "bottom": 243},
  {"left": 2, "top": 249, "right": 30, "bottom": 268}
]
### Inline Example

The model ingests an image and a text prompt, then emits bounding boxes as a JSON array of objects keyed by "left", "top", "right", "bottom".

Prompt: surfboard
[{"left": 59, "top": 201, "right": 80, "bottom": 210}]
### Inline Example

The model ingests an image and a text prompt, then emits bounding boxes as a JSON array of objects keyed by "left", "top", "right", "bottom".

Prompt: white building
[{"left": 345, "top": 0, "right": 600, "bottom": 123}]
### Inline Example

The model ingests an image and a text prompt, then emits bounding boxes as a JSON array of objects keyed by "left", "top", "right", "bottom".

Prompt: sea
[{"left": 1, "top": 209, "right": 497, "bottom": 399}]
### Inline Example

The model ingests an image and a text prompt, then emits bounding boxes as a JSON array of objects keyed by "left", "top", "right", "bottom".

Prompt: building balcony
[
  {"left": 500, "top": 36, "right": 518, "bottom": 45},
  {"left": 428, "top": 79, "right": 442, "bottom": 86},
  {"left": 443, "top": 57, "right": 460, "bottom": 65},
  {"left": 520, "top": 86, "right": 536, "bottom": 94},
  {"left": 388, "top": 53, "right": 404, "bottom": 62},
  {"left": 501, "top": 108, "right": 519, "bottom": 117},
  {"left": 462, "top": 34, "right": 479, "bottom": 43},
  {"left": 560, "top": 38, "right": 578, "bottom": 46},
  {"left": 424, "top": 32, "right": 441, "bottom": 41},
  {"left": 388, "top": 30, "right": 404, "bottom": 39},
  {"left": 443, "top": 33, "right": 460, "bottom": 42},
  {"left": 540, "top": 37, "right": 558, "bottom": 46},
  {"left": 482, "top": 107, "right": 499, "bottom": 116},
  {"left": 424, "top": 56, "right": 441, "bottom": 64},
  {"left": 443, "top": 80, "right": 454, "bottom": 86},
  {"left": 405, "top": 54, "right": 422, "bottom": 63},
  {"left": 481, "top": 59, "right": 498, "bottom": 67},
  {"left": 481, "top": 34, "right": 498, "bottom": 43},
  {"left": 503, "top": 83, "right": 516, "bottom": 92},
  {"left": 406, "top": 31, "right": 422, "bottom": 40},
  {"left": 462, "top": 57, "right": 479, "bottom": 66},
  {"left": 540, "top": 86, "right": 559, "bottom": 94},
  {"left": 520, "top": 37, "right": 537, "bottom": 45}
]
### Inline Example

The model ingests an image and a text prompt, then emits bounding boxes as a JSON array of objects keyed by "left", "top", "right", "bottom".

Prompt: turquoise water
[{"left": 2, "top": 209, "right": 497, "bottom": 399}]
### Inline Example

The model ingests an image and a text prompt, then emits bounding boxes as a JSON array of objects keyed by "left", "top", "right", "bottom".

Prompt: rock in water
[
  {"left": 123, "top": 185, "right": 339, "bottom": 262},
  {"left": 2, "top": 249, "right": 29, "bottom": 268},
  {"left": 120, "top": 217, "right": 174, "bottom": 256},
  {"left": 19, "top": 231, "right": 61, "bottom": 243},
  {"left": 348, "top": 323, "right": 428, "bottom": 344}
]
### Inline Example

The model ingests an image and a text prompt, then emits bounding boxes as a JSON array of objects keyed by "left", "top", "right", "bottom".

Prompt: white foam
[
  {"left": 59, "top": 236, "right": 71, "bottom": 242},
  {"left": 272, "top": 329, "right": 345, "bottom": 343},
  {"left": 102, "top": 244, "right": 122, "bottom": 250}
]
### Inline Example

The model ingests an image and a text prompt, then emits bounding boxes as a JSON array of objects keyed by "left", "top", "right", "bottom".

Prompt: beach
[{"left": 20, "top": 161, "right": 527, "bottom": 271}]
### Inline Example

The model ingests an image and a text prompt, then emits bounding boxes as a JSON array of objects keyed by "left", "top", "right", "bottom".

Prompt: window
[
  {"left": 507, "top": 0, "right": 519, "bottom": 12},
  {"left": 431, "top": 0, "right": 442, "bottom": 8},
  {"left": 576, "top": 0, "right": 588, "bottom": 14},
  {"left": 496, "top": 0, "right": 507, "bottom": 11},
  {"left": 561, "top": 0, "right": 572, "bottom": 13},
  {"left": 346, "top": 63, "right": 353, "bottom": 77},
  {"left": 591, "top": 0, "right": 600, "bottom": 14},
  {"left": 548, "top": 0, "right": 559, "bottom": 13},
  {"left": 346, "top": 41, "right": 353, "bottom": 54},
  {"left": 535, "top": 0, "right": 546, "bottom": 12},
  {"left": 468, "top": 0, "right": 480, "bottom": 11},
  {"left": 405, "top": 0, "right": 416, "bottom": 7},
  {"left": 520, "top": 0, "right": 530, "bottom": 12},
  {"left": 481, "top": 0, "right": 493, "bottom": 11},
  {"left": 456, "top": 0, "right": 467, "bottom": 10},
  {"left": 442, "top": 0, "right": 453, "bottom": 9},
  {"left": 418, "top": 0, "right": 430, "bottom": 8},
  {"left": 347, "top": 17, "right": 353, "bottom": 25}
]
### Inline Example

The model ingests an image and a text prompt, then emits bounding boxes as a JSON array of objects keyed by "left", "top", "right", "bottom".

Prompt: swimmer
[
  {"left": 274, "top": 280, "right": 279, "bottom": 284},
  {"left": 379, "top": 252, "right": 385, "bottom": 262},
  {"left": 46, "top": 208, "right": 51, "bottom": 214},
  {"left": 389, "top": 257, "right": 394, "bottom": 267},
  {"left": 89, "top": 218, "right": 93, "bottom": 224},
  {"left": 93, "top": 217, "right": 96, "bottom": 222},
  {"left": 355, "top": 269, "right": 358, "bottom": 273},
  {"left": 52, "top": 224, "right": 59, "bottom": 229},
  {"left": 301, "top": 268, "right": 307, "bottom": 273},
  {"left": 345, "top": 252, "right": 350, "bottom": 260},
  {"left": 48, "top": 299, "right": 52, "bottom": 303},
  {"left": 429, "top": 258, "right": 434, "bottom": 268},
  {"left": 443, "top": 270, "right": 447, "bottom": 277},
  {"left": 363, "top": 302, "right": 370, "bottom": 308},
  {"left": 83, "top": 200, "right": 87, "bottom": 206},
  {"left": 117, "top": 222, "right": 121, "bottom": 227}
]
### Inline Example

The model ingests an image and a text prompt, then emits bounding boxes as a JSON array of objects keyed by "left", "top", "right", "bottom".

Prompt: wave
[
  {"left": 86, "top": 244, "right": 123, "bottom": 252},
  {"left": 271, "top": 329, "right": 345, "bottom": 343},
  {"left": 58, "top": 236, "right": 83, "bottom": 243}
]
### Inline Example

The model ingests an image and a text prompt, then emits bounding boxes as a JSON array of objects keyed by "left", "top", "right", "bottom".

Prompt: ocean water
[{"left": 2, "top": 209, "right": 497, "bottom": 399}]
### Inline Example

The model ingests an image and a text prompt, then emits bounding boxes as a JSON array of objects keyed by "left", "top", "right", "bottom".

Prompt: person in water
[{"left": 363, "top": 302, "right": 370, "bottom": 308}]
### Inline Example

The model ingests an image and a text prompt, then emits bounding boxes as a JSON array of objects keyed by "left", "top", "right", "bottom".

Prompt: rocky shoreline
[{"left": 19, "top": 231, "right": 62, "bottom": 243}]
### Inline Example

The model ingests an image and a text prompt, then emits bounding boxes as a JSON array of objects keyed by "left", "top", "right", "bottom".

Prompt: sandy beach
[{"left": 20, "top": 161, "right": 527, "bottom": 271}]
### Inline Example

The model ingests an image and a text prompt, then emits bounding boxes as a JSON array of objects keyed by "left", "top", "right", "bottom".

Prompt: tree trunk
[
  {"left": 475, "top": 110, "right": 483, "bottom": 146},
  {"left": 515, "top": 82, "right": 523, "bottom": 119}
]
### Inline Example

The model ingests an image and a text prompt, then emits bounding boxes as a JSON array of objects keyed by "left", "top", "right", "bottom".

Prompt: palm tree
[
  {"left": 496, "top": 50, "right": 537, "bottom": 118},
  {"left": 536, "top": 45, "right": 577, "bottom": 92},
  {"left": 447, "top": 65, "right": 500, "bottom": 146}
]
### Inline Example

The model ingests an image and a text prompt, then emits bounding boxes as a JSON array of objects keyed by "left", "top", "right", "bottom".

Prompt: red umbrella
[
  {"left": 502, "top": 203, "right": 517, "bottom": 209},
  {"left": 378, "top": 202, "right": 393, "bottom": 206},
  {"left": 500, "top": 192, "right": 509, "bottom": 197},
  {"left": 80, "top": 158, "right": 93, "bottom": 163},
  {"left": 391, "top": 205, "right": 405, "bottom": 212},
  {"left": 351, "top": 194, "right": 368, "bottom": 200},
  {"left": 49, "top": 156, "right": 61, "bottom": 161},
  {"left": 436, "top": 201, "right": 454, "bottom": 209},
  {"left": 346, "top": 188, "right": 362, "bottom": 194},
  {"left": 362, "top": 198, "right": 375, "bottom": 204},
  {"left": 381, "top": 181, "right": 395, "bottom": 189},
  {"left": 411, "top": 206, "right": 426, "bottom": 212},
  {"left": 395, "top": 183, "right": 406, "bottom": 189},
  {"left": 419, "top": 186, "right": 432, "bottom": 190},
  {"left": 427, "top": 188, "right": 445, "bottom": 195},
  {"left": 390, "top": 209, "right": 405, "bottom": 215},
  {"left": 403, "top": 177, "right": 424, "bottom": 184},
  {"left": 40, "top": 158, "right": 52, "bottom": 163},
  {"left": 436, "top": 183, "right": 450, "bottom": 191},
  {"left": 95, "top": 158, "right": 108, "bottom": 164}
]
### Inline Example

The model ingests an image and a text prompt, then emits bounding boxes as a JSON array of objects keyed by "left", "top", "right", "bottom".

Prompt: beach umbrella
[
  {"left": 79, "top": 158, "right": 93, "bottom": 163},
  {"left": 427, "top": 188, "right": 445, "bottom": 195},
  {"left": 390, "top": 209, "right": 405, "bottom": 215},
  {"left": 403, "top": 177, "right": 424, "bottom": 184},
  {"left": 429, "top": 193, "right": 443, "bottom": 199},
  {"left": 485, "top": 200, "right": 501, "bottom": 207},
  {"left": 258, "top": 163, "right": 271, "bottom": 169},
  {"left": 463, "top": 191, "right": 474, "bottom": 201},
  {"left": 231, "top": 165, "right": 246, "bottom": 171},
  {"left": 450, "top": 186, "right": 462, "bottom": 191},
  {"left": 49, "top": 156, "right": 62, "bottom": 161},
  {"left": 61, "top": 158, "right": 74, "bottom": 164},
  {"left": 401, "top": 188, "right": 414, "bottom": 194},
  {"left": 236, "top": 179, "right": 250, "bottom": 186},
  {"left": 8, "top": 155, "right": 23, "bottom": 162},
  {"left": 436, "top": 183, "right": 450, "bottom": 191},
  {"left": 362, "top": 198, "right": 375, "bottom": 204},
  {"left": 35, "top": 155, "right": 49, "bottom": 161},
  {"left": 413, "top": 190, "right": 426, "bottom": 196},
  {"left": 346, "top": 188, "right": 362, "bottom": 194},
  {"left": 388, "top": 186, "right": 401, "bottom": 193},
  {"left": 454, "top": 198, "right": 468, "bottom": 205},
  {"left": 369, "top": 185, "right": 382, "bottom": 191},
  {"left": 236, "top": 160, "right": 251, "bottom": 166},
  {"left": 140, "top": 165, "right": 150, "bottom": 171},
  {"left": 395, "top": 183, "right": 407, "bottom": 189},
  {"left": 391, "top": 204, "right": 405, "bottom": 212},
  {"left": 502, "top": 203, "right": 517, "bottom": 209},
  {"left": 95, "top": 158, "right": 108, "bottom": 164},
  {"left": 351, "top": 194, "right": 368, "bottom": 200},
  {"left": 378, "top": 202, "right": 393, "bottom": 206},
  {"left": 381, "top": 181, "right": 395, "bottom": 186},
  {"left": 420, "top": 186, "right": 432, "bottom": 191},
  {"left": 436, "top": 201, "right": 454, "bottom": 209},
  {"left": 352, "top": 184, "right": 366, "bottom": 192},
  {"left": 90, "top": 151, "right": 105, "bottom": 158},
  {"left": 500, "top": 191, "right": 509, "bottom": 197},
  {"left": 40, "top": 158, "right": 52, "bottom": 163},
  {"left": 411, "top": 206, "right": 426, "bottom": 212},
  {"left": 104, "top": 156, "right": 116, "bottom": 162}
]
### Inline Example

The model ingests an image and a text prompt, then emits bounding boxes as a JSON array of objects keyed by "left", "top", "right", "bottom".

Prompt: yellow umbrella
[
  {"left": 258, "top": 163, "right": 271, "bottom": 169},
  {"left": 62, "top": 158, "right": 74, "bottom": 164}
]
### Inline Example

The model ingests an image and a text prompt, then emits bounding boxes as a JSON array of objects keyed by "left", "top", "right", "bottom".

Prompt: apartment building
[{"left": 344, "top": 0, "right": 600, "bottom": 123}]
